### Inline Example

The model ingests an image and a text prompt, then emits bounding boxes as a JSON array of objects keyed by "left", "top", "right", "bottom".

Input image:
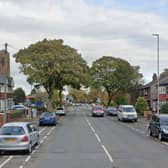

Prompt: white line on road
[
  {"left": 40, "top": 139, "right": 44, "bottom": 144},
  {"left": 25, "top": 156, "right": 31, "bottom": 162},
  {"left": 39, "top": 127, "right": 46, "bottom": 134},
  {"left": 95, "top": 133, "right": 101, "bottom": 143},
  {"left": 90, "top": 126, "right": 96, "bottom": 133},
  {"left": 101, "top": 145, "right": 113, "bottom": 163},
  {"left": 0, "top": 156, "right": 13, "bottom": 168},
  {"left": 44, "top": 136, "right": 47, "bottom": 140},
  {"left": 19, "top": 165, "right": 23, "bottom": 168}
]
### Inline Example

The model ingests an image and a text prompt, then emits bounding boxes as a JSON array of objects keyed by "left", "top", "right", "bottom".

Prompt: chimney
[{"left": 152, "top": 73, "right": 157, "bottom": 81}]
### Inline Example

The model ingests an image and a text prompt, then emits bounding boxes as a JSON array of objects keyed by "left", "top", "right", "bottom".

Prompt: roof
[
  {"left": 141, "top": 80, "right": 156, "bottom": 89},
  {"left": 3, "top": 122, "right": 31, "bottom": 127}
]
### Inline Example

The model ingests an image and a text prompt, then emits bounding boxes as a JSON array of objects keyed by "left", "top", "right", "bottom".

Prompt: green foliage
[
  {"left": 90, "top": 56, "right": 143, "bottom": 106},
  {"left": 15, "top": 39, "right": 89, "bottom": 107},
  {"left": 115, "top": 95, "right": 128, "bottom": 105},
  {"left": 13, "top": 88, "right": 26, "bottom": 104},
  {"left": 135, "top": 97, "right": 149, "bottom": 114},
  {"left": 160, "top": 103, "right": 168, "bottom": 114},
  {"left": 9, "top": 110, "right": 25, "bottom": 119}
]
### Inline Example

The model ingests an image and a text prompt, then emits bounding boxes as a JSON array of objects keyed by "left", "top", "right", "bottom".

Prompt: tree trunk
[
  {"left": 107, "top": 92, "right": 113, "bottom": 107},
  {"left": 59, "top": 90, "right": 63, "bottom": 107}
]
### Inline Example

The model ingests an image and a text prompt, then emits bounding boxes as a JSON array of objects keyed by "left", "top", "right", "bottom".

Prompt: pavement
[{"left": 1, "top": 106, "right": 168, "bottom": 168}]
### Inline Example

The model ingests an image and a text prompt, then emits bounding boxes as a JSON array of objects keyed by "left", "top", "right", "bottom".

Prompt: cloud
[{"left": 0, "top": 0, "right": 168, "bottom": 94}]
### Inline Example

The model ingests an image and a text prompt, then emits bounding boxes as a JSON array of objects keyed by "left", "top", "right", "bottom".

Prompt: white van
[{"left": 117, "top": 105, "right": 138, "bottom": 122}]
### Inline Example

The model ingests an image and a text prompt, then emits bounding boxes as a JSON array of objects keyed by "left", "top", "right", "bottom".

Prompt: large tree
[
  {"left": 90, "top": 56, "right": 143, "bottom": 106},
  {"left": 14, "top": 39, "right": 89, "bottom": 108},
  {"left": 13, "top": 88, "right": 26, "bottom": 105}
]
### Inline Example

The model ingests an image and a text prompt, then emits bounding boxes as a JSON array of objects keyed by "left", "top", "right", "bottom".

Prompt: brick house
[
  {"left": 140, "top": 73, "right": 168, "bottom": 112},
  {"left": 0, "top": 49, "right": 14, "bottom": 112}
]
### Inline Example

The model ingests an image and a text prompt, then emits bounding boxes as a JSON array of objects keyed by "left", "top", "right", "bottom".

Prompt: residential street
[{"left": 1, "top": 106, "right": 168, "bottom": 168}]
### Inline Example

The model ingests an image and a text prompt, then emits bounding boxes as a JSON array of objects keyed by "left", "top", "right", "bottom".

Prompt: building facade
[
  {"left": 140, "top": 74, "right": 168, "bottom": 112},
  {"left": 0, "top": 50, "right": 14, "bottom": 112}
]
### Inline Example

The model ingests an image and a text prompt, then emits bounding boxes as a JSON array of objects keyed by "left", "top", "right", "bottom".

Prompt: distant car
[
  {"left": 39, "top": 112, "right": 57, "bottom": 126},
  {"left": 55, "top": 107, "right": 66, "bottom": 116},
  {"left": 148, "top": 114, "right": 168, "bottom": 141},
  {"left": 92, "top": 106, "right": 104, "bottom": 117},
  {"left": 106, "top": 107, "right": 117, "bottom": 116},
  {"left": 0, "top": 122, "right": 39, "bottom": 154},
  {"left": 117, "top": 105, "right": 138, "bottom": 122},
  {"left": 9, "top": 105, "right": 28, "bottom": 111}
]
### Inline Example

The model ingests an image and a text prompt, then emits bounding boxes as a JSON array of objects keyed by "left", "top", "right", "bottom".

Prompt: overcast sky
[{"left": 0, "top": 0, "right": 168, "bottom": 94}]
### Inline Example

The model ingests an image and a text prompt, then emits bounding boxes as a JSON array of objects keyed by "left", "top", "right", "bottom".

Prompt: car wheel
[
  {"left": 134, "top": 119, "right": 138, "bottom": 122},
  {"left": 158, "top": 132, "right": 163, "bottom": 141},
  {"left": 148, "top": 128, "right": 152, "bottom": 136},
  {"left": 35, "top": 136, "right": 40, "bottom": 146}
]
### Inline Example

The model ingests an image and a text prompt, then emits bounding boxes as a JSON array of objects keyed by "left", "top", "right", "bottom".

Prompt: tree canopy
[
  {"left": 90, "top": 56, "right": 143, "bottom": 106},
  {"left": 13, "top": 88, "right": 26, "bottom": 105},
  {"left": 14, "top": 39, "right": 89, "bottom": 107}
]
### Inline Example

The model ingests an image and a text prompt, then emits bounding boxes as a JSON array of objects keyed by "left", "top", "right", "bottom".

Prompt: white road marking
[
  {"left": 95, "top": 133, "right": 101, "bottom": 143},
  {"left": 0, "top": 156, "right": 13, "bottom": 168},
  {"left": 32, "top": 150, "right": 36, "bottom": 154},
  {"left": 19, "top": 165, "right": 24, "bottom": 168},
  {"left": 162, "top": 142, "right": 168, "bottom": 146},
  {"left": 90, "top": 126, "right": 96, "bottom": 133},
  {"left": 44, "top": 136, "right": 47, "bottom": 139},
  {"left": 101, "top": 145, "right": 113, "bottom": 163},
  {"left": 51, "top": 126, "right": 55, "bottom": 130},
  {"left": 39, "top": 127, "right": 46, "bottom": 134},
  {"left": 35, "top": 145, "right": 40, "bottom": 149},
  {"left": 40, "top": 139, "right": 44, "bottom": 144},
  {"left": 25, "top": 156, "right": 31, "bottom": 162}
]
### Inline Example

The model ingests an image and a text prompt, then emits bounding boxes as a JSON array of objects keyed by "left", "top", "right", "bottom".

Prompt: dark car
[
  {"left": 106, "top": 107, "right": 117, "bottom": 116},
  {"left": 39, "top": 112, "right": 57, "bottom": 126},
  {"left": 148, "top": 114, "right": 168, "bottom": 141}
]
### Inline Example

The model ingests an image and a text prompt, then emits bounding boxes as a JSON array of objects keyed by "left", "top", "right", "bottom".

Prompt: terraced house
[
  {"left": 140, "top": 73, "right": 168, "bottom": 112},
  {"left": 0, "top": 46, "right": 14, "bottom": 112}
]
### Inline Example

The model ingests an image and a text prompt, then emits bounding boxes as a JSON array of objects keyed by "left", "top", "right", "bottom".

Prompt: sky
[{"left": 0, "top": 0, "right": 168, "bottom": 94}]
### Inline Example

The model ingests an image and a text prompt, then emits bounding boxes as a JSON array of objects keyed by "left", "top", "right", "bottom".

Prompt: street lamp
[{"left": 152, "top": 34, "right": 160, "bottom": 115}]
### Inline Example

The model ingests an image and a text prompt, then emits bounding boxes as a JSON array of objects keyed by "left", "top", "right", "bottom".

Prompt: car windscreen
[
  {"left": 123, "top": 107, "right": 135, "bottom": 112},
  {"left": 57, "top": 108, "right": 63, "bottom": 110},
  {"left": 0, "top": 126, "right": 25, "bottom": 135},
  {"left": 42, "top": 112, "right": 54, "bottom": 117},
  {"left": 160, "top": 117, "right": 168, "bottom": 125},
  {"left": 94, "top": 107, "right": 103, "bottom": 111}
]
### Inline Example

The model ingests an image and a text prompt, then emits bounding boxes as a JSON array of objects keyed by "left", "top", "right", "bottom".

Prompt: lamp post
[{"left": 152, "top": 34, "right": 160, "bottom": 115}]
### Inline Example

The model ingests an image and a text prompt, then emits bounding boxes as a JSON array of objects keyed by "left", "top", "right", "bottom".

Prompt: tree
[
  {"left": 13, "top": 88, "right": 26, "bottom": 104},
  {"left": 160, "top": 103, "right": 168, "bottom": 114},
  {"left": 135, "top": 97, "right": 149, "bottom": 114},
  {"left": 14, "top": 39, "right": 89, "bottom": 108},
  {"left": 90, "top": 56, "right": 143, "bottom": 106}
]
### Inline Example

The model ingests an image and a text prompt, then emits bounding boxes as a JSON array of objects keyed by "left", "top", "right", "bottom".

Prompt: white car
[
  {"left": 0, "top": 122, "right": 39, "bottom": 154},
  {"left": 55, "top": 107, "right": 66, "bottom": 116},
  {"left": 9, "top": 105, "right": 28, "bottom": 111},
  {"left": 117, "top": 105, "right": 138, "bottom": 122}
]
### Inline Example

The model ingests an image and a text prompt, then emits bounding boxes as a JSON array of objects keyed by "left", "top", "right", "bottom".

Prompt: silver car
[{"left": 0, "top": 122, "right": 39, "bottom": 154}]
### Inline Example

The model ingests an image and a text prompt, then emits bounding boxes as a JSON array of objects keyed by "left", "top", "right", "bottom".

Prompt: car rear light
[{"left": 22, "top": 135, "right": 29, "bottom": 142}]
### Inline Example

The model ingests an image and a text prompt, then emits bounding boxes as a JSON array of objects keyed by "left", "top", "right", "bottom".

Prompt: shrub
[
  {"left": 160, "top": 103, "right": 168, "bottom": 114},
  {"left": 9, "top": 110, "right": 25, "bottom": 119},
  {"left": 135, "top": 97, "right": 149, "bottom": 114}
]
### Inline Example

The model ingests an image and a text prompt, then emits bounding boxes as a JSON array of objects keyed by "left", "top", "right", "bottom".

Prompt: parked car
[
  {"left": 55, "top": 107, "right": 66, "bottom": 116},
  {"left": 106, "top": 106, "right": 117, "bottom": 116},
  {"left": 148, "top": 114, "right": 168, "bottom": 141},
  {"left": 117, "top": 105, "right": 138, "bottom": 122},
  {"left": 39, "top": 112, "right": 57, "bottom": 126},
  {"left": 0, "top": 122, "right": 39, "bottom": 154},
  {"left": 91, "top": 106, "right": 104, "bottom": 117},
  {"left": 9, "top": 105, "right": 28, "bottom": 111}
]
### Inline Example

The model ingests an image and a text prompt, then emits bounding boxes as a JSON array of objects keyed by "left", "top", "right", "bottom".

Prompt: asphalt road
[{"left": 1, "top": 106, "right": 168, "bottom": 168}]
